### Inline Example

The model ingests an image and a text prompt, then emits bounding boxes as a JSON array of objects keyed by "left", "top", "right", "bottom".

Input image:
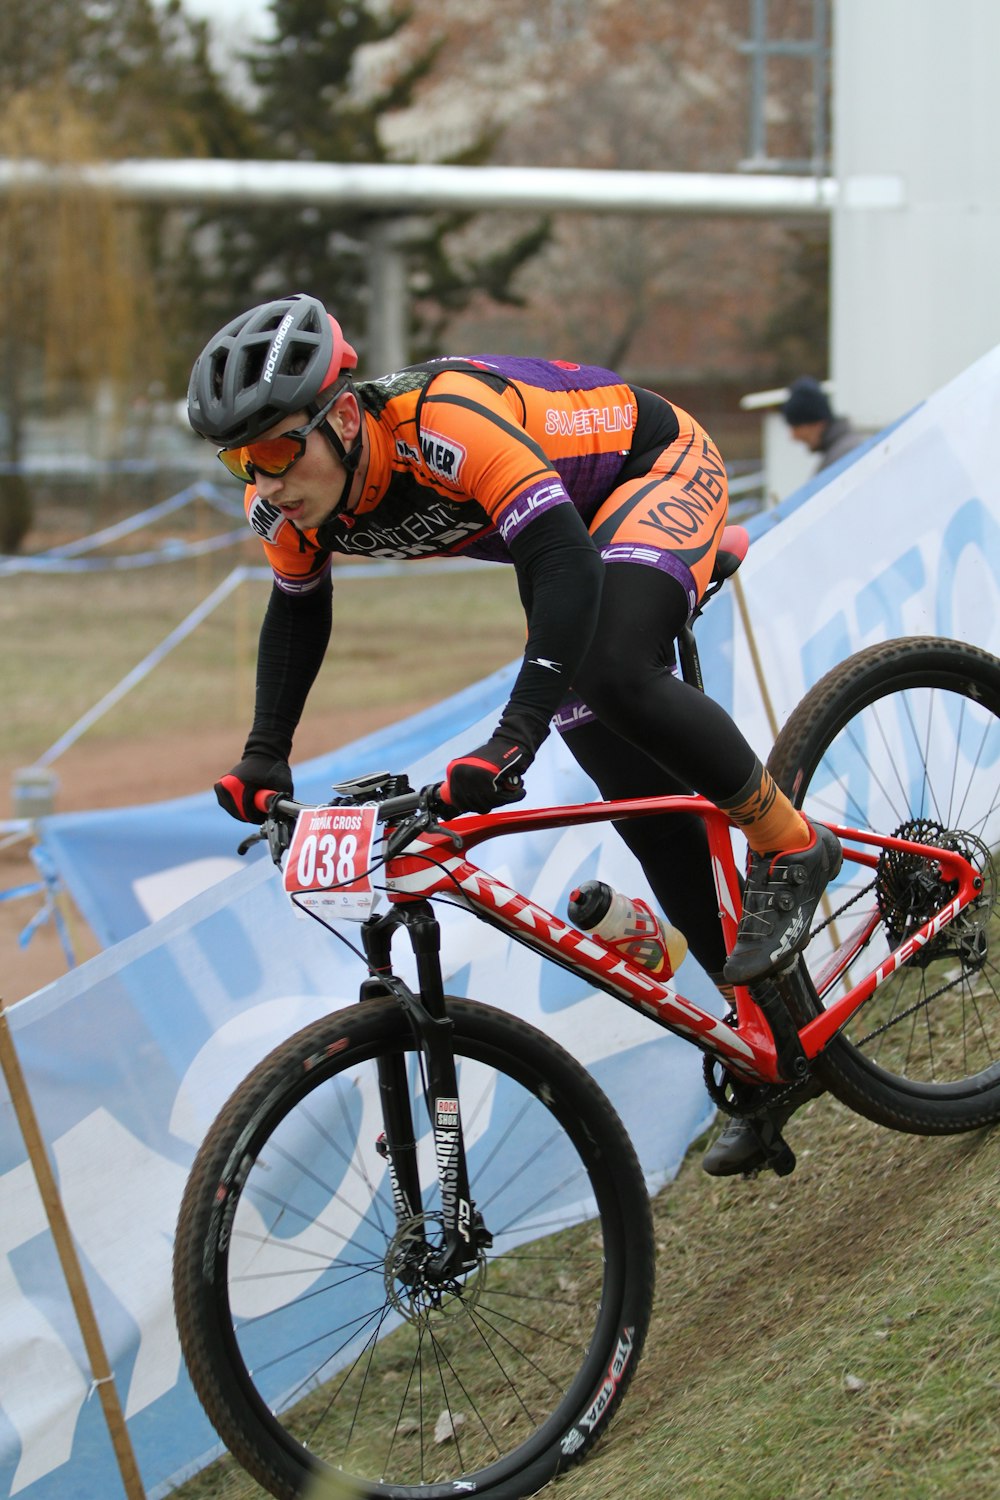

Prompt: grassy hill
[
  {"left": 555, "top": 1099, "right": 999, "bottom": 1500},
  {"left": 173, "top": 1096, "right": 999, "bottom": 1500}
]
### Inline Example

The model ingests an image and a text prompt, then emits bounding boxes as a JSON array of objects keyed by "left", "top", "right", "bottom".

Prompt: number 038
[
  {"left": 295, "top": 832, "right": 359, "bottom": 889},
  {"left": 282, "top": 806, "right": 378, "bottom": 919}
]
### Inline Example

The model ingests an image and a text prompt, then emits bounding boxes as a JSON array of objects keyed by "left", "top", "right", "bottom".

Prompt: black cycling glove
[
  {"left": 441, "top": 711, "right": 547, "bottom": 813},
  {"left": 214, "top": 752, "right": 293, "bottom": 824}
]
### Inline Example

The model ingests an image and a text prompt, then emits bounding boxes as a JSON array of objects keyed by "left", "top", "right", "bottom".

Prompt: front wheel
[
  {"left": 768, "top": 636, "right": 1000, "bottom": 1134},
  {"left": 173, "top": 995, "right": 655, "bottom": 1500}
]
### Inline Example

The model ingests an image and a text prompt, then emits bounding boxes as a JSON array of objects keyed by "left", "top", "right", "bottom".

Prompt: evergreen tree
[{"left": 183, "top": 0, "right": 548, "bottom": 368}]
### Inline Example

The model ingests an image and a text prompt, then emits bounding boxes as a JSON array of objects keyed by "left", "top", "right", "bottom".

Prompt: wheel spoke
[
  {"left": 767, "top": 639, "right": 1000, "bottom": 1131},
  {"left": 174, "top": 997, "right": 653, "bottom": 1496}
]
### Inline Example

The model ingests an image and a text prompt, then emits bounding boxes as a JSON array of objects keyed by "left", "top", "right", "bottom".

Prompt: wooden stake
[
  {"left": 732, "top": 574, "right": 841, "bottom": 947},
  {"left": 0, "top": 1000, "right": 146, "bottom": 1499},
  {"left": 732, "top": 572, "right": 781, "bottom": 742}
]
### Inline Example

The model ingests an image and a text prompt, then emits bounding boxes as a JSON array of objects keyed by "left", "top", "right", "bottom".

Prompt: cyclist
[{"left": 188, "top": 292, "right": 841, "bottom": 1175}]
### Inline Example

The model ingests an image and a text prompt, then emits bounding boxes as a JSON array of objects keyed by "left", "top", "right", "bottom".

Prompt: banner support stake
[
  {"left": 732, "top": 572, "right": 841, "bottom": 944},
  {"left": 732, "top": 572, "right": 780, "bottom": 741},
  {"left": 0, "top": 999, "right": 147, "bottom": 1499}
]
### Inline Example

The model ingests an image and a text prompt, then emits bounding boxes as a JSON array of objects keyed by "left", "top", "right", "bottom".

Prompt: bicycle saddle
[{"left": 713, "top": 523, "right": 749, "bottom": 584}]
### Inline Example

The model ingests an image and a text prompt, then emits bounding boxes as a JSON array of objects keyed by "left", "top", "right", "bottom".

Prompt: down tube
[{"left": 442, "top": 850, "right": 770, "bottom": 1078}]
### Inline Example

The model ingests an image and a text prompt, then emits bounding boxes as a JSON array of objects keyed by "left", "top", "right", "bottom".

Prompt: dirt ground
[{"left": 0, "top": 700, "right": 424, "bottom": 1007}]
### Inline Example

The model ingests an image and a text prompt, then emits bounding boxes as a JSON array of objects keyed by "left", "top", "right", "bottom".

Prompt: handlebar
[
  {"left": 241, "top": 766, "right": 525, "bottom": 865},
  {"left": 251, "top": 773, "right": 428, "bottom": 821},
  {"left": 257, "top": 785, "right": 444, "bottom": 826},
  {"left": 240, "top": 774, "right": 454, "bottom": 864}
]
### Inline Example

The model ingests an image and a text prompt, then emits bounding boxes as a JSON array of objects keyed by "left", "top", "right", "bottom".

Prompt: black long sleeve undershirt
[
  {"left": 243, "top": 575, "right": 333, "bottom": 763},
  {"left": 500, "top": 503, "right": 605, "bottom": 752},
  {"left": 243, "top": 503, "right": 602, "bottom": 768}
]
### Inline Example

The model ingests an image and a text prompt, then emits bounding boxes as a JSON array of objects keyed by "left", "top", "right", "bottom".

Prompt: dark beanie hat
[{"left": 782, "top": 376, "right": 833, "bottom": 426}]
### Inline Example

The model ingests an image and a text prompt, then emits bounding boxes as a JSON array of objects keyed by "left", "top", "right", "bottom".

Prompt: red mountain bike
[{"left": 173, "top": 534, "right": 1000, "bottom": 1500}]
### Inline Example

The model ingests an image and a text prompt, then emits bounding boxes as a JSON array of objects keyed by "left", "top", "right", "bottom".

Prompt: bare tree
[
  {"left": 382, "top": 0, "right": 826, "bottom": 388},
  {"left": 0, "top": 86, "right": 162, "bottom": 546}
]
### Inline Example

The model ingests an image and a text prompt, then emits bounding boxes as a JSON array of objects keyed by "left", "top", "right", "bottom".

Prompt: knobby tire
[
  {"left": 173, "top": 995, "right": 655, "bottom": 1500},
  {"left": 768, "top": 636, "right": 1000, "bottom": 1133}
]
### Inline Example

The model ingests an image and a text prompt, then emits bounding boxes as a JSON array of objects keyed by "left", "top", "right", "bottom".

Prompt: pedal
[
  {"left": 742, "top": 1116, "right": 797, "bottom": 1178},
  {"left": 767, "top": 1142, "right": 797, "bottom": 1177}
]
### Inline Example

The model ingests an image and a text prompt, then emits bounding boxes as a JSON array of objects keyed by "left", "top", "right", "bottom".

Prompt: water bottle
[{"left": 567, "top": 880, "right": 688, "bottom": 979}]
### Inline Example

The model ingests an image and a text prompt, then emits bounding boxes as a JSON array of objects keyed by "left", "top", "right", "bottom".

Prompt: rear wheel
[
  {"left": 768, "top": 636, "right": 1000, "bottom": 1133},
  {"left": 173, "top": 995, "right": 655, "bottom": 1500}
]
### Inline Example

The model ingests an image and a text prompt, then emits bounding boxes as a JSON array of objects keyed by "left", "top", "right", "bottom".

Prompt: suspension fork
[{"left": 359, "top": 902, "right": 488, "bottom": 1278}]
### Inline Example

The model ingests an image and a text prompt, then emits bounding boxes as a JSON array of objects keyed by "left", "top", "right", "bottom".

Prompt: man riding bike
[{"left": 188, "top": 292, "right": 841, "bottom": 1175}]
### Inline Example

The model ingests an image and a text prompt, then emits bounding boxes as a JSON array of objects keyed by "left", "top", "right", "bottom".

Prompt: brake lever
[
  {"left": 384, "top": 806, "right": 435, "bottom": 861},
  {"left": 265, "top": 817, "right": 292, "bottom": 867},
  {"left": 236, "top": 817, "right": 291, "bottom": 866},
  {"left": 383, "top": 785, "right": 464, "bottom": 860}
]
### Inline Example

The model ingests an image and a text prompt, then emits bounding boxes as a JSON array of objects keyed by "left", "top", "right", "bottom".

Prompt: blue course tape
[
  {"left": 1, "top": 528, "right": 249, "bottom": 572},
  {"left": 0, "top": 860, "right": 77, "bottom": 966},
  {"left": 0, "top": 481, "right": 247, "bottom": 575},
  {"left": 0, "top": 880, "right": 46, "bottom": 903}
]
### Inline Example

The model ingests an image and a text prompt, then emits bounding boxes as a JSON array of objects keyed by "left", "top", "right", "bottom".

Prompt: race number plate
[{"left": 283, "top": 805, "right": 379, "bottom": 921}]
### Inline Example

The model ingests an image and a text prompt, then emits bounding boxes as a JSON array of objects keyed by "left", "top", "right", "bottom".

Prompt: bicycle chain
[
  {"left": 853, "top": 968, "right": 969, "bottom": 1046},
  {"left": 811, "top": 874, "right": 877, "bottom": 938}
]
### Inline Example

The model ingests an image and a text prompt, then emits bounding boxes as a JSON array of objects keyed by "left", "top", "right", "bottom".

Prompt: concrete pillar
[
  {"left": 364, "top": 219, "right": 410, "bottom": 374},
  {"left": 831, "top": 0, "right": 1000, "bottom": 427}
]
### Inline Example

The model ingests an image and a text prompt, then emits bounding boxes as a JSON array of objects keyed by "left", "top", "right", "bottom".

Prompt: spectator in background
[{"left": 783, "top": 376, "right": 867, "bottom": 473}]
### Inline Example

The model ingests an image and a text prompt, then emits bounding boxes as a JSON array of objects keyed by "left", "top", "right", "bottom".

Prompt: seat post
[
  {"left": 676, "top": 623, "right": 704, "bottom": 692},
  {"left": 676, "top": 522, "right": 748, "bottom": 692}
]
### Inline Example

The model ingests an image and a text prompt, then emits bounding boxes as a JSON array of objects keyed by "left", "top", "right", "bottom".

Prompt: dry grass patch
[
  {"left": 170, "top": 1102, "right": 999, "bottom": 1500},
  {"left": 4, "top": 557, "right": 524, "bottom": 763}
]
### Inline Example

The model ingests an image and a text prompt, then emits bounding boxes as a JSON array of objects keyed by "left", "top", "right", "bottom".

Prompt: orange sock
[{"left": 717, "top": 759, "right": 810, "bottom": 855}]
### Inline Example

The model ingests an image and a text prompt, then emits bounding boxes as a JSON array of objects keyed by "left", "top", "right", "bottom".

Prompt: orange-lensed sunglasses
[{"left": 217, "top": 394, "right": 339, "bottom": 482}]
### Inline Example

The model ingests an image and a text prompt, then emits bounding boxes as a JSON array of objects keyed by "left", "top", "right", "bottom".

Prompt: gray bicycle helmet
[{"left": 187, "top": 293, "right": 359, "bottom": 445}]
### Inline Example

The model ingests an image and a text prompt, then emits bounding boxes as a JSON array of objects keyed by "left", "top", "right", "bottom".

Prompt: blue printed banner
[{"left": 2, "top": 741, "right": 719, "bottom": 1499}]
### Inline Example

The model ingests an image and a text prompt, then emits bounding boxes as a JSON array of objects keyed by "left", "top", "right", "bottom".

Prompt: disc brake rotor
[{"left": 384, "top": 1213, "right": 487, "bottom": 1323}]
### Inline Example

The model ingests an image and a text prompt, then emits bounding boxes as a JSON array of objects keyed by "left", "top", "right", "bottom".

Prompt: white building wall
[{"left": 832, "top": 0, "right": 1000, "bottom": 427}]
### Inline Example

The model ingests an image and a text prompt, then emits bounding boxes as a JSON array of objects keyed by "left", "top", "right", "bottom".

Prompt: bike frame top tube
[{"left": 380, "top": 794, "right": 983, "bottom": 1088}]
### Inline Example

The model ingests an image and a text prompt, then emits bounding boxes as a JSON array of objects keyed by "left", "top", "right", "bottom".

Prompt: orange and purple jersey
[{"left": 245, "top": 356, "right": 728, "bottom": 616}]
